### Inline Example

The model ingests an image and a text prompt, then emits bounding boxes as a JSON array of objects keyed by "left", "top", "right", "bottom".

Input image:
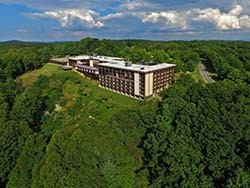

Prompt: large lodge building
[{"left": 50, "top": 55, "right": 176, "bottom": 99}]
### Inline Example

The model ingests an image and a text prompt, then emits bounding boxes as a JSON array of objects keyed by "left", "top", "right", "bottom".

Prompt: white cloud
[
  {"left": 120, "top": 0, "right": 144, "bottom": 10},
  {"left": 101, "top": 13, "right": 124, "bottom": 21},
  {"left": 139, "top": 4, "right": 250, "bottom": 31},
  {"left": 196, "top": 8, "right": 241, "bottom": 30},
  {"left": 141, "top": 11, "right": 191, "bottom": 29},
  {"left": 196, "top": 5, "right": 250, "bottom": 30},
  {"left": 239, "top": 15, "right": 250, "bottom": 29},
  {"left": 229, "top": 4, "right": 243, "bottom": 16},
  {"left": 23, "top": 3, "right": 250, "bottom": 35},
  {"left": 28, "top": 9, "right": 104, "bottom": 28}
]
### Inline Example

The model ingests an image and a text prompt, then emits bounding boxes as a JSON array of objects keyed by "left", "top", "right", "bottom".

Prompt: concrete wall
[
  {"left": 144, "top": 73, "right": 154, "bottom": 97},
  {"left": 134, "top": 73, "right": 140, "bottom": 96},
  {"left": 90, "top": 60, "right": 94, "bottom": 67}
]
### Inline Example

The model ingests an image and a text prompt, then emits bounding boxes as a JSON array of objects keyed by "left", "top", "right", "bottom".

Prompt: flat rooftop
[
  {"left": 69, "top": 55, "right": 91, "bottom": 61},
  {"left": 93, "top": 55, "right": 124, "bottom": 61},
  {"left": 99, "top": 62, "right": 176, "bottom": 73},
  {"left": 68, "top": 55, "right": 124, "bottom": 62}
]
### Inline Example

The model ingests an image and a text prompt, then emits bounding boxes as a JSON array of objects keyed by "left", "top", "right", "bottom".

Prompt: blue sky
[{"left": 0, "top": 0, "right": 250, "bottom": 41}]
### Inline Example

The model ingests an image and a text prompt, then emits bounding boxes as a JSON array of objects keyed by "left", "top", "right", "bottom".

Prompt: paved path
[{"left": 198, "top": 63, "right": 215, "bottom": 84}]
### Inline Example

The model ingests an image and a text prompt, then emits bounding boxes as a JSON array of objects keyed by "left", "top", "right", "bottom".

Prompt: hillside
[
  {"left": 0, "top": 40, "right": 249, "bottom": 188},
  {"left": 19, "top": 63, "right": 140, "bottom": 126},
  {"left": 6, "top": 63, "right": 149, "bottom": 187}
]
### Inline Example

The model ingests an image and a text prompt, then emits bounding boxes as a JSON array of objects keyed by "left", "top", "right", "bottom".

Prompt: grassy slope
[
  {"left": 19, "top": 63, "right": 138, "bottom": 107},
  {"left": 19, "top": 63, "right": 60, "bottom": 88},
  {"left": 19, "top": 63, "right": 140, "bottom": 133},
  {"left": 16, "top": 63, "right": 146, "bottom": 187}
]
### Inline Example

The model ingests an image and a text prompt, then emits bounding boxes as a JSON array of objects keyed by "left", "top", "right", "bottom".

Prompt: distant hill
[
  {"left": 0, "top": 39, "right": 79, "bottom": 44},
  {"left": 0, "top": 40, "right": 26, "bottom": 44}
]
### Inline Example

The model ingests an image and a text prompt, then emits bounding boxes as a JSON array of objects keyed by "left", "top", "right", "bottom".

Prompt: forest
[{"left": 0, "top": 38, "right": 249, "bottom": 188}]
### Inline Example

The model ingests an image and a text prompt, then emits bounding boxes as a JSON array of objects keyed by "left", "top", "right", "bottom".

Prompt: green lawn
[
  {"left": 19, "top": 63, "right": 62, "bottom": 88},
  {"left": 20, "top": 63, "right": 136, "bottom": 103},
  {"left": 19, "top": 63, "right": 139, "bottom": 130}
]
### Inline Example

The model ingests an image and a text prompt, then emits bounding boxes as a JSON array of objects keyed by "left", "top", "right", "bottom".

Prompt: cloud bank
[
  {"left": 27, "top": 9, "right": 104, "bottom": 28},
  {"left": 141, "top": 5, "right": 250, "bottom": 31},
  {"left": 1, "top": 0, "right": 250, "bottom": 40},
  {"left": 26, "top": 3, "right": 250, "bottom": 32}
]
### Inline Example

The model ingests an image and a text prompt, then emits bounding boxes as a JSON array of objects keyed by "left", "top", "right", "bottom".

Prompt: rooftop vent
[
  {"left": 140, "top": 67, "right": 145, "bottom": 70},
  {"left": 125, "top": 61, "right": 132, "bottom": 66},
  {"left": 147, "top": 61, "right": 156, "bottom": 65}
]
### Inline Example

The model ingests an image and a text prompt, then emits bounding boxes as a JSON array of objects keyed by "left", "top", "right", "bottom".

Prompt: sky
[{"left": 0, "top": 0, "right": 250, "bottom": 41}]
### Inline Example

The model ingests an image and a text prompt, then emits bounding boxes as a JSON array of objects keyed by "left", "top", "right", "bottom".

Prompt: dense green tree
[
  {"left": 152, "top": 49, "right": 170, "bottom": 64},
  {"left": 11, "top": 88, "right": 46, "bottom": 130},
  {"left": 32, "top": 124, "right": 138, "bottom": 188},
  {"left": 7, "top": 134, "right": 48, "bottom": 188},
  {"left": 140, "top": 75, "right": 250, "bottom": 187},
  {"left": 0, "top": 121, "right": 31, "bottom": 185},
  {"left": 79, "top": 37, "right": 100, "bottom": 53},
  {"left": 227, "top": 168, "right": 250, "bottom": 188}
]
